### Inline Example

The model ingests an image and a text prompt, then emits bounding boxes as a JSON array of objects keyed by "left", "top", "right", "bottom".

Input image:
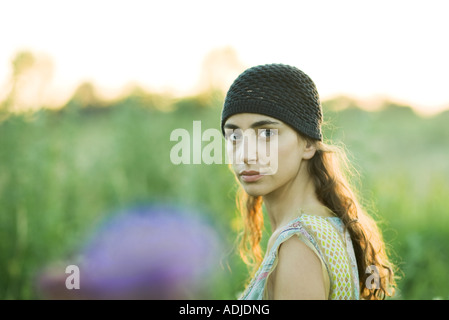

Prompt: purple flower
[{"left": 38, "top": 204, "right": 222, "bottom": 299}]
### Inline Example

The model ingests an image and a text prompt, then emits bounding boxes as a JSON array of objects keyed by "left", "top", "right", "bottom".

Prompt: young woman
[{"left": 220, "top": 64, "right": 396, "bottom": 300}]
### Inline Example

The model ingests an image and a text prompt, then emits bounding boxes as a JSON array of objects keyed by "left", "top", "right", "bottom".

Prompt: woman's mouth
[{"left": 239, "top": 170, "right": 264, "bottom": 182}]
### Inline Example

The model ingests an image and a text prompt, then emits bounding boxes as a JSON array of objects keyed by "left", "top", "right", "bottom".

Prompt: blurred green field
[{"left": 1, "top": 91, "right": 448, "bottom": 299}]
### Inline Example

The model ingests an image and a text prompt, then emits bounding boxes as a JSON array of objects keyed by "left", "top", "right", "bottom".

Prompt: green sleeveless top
[{"left": 239, "top": 213, "right": 360, "bottom": 300}]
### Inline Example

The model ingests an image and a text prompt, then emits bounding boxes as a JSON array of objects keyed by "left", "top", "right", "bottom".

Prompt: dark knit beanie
[{"left": 221, "top": 64, "right": 323, "bottom": 141}]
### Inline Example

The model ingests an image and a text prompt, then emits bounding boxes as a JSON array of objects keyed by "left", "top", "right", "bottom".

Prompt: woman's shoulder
[
  {"left": 266, "top": 214, "right": 337, "bottom": 260},
  {"left": 298, "top": 213, "right": 345, "bottom": 235},
  {"left": 293, "top": 214, "right": 360, "bottom": 300},
  {"left": 277, "top": 213, "right": 344, "bottom": 241},
  {"left": 288, "top": 213, "right": 349, "bottom": 252},
  {"left": 246, "top": 213, "right": 359, "bottom": 300},
  {"left": 269, "top": 213, "right": 349, "bottom": 268}
]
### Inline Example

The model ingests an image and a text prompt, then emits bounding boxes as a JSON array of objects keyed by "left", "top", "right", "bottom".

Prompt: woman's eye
[
  {"left": 259, "top": 129, "right": 276, "bottom": 138},
  {"left": 226, "top": 132, "right": 242, "bottom": 142}
]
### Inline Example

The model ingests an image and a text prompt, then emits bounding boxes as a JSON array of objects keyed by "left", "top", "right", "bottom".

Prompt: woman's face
[{"left": 224, "top": 113, "right": 316, "bottom": 197}]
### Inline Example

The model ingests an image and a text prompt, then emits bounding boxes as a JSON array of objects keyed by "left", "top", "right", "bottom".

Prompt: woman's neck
[{"left": 262, "top": 163, "right": 325, "bottom": 233}]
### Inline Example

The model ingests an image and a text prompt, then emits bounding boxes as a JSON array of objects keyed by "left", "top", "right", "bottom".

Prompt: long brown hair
[{"left": 236, "top": 135, "right": 397, "bottom": 300}]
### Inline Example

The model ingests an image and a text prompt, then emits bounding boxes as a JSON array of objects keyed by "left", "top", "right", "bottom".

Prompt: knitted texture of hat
[{"left": 221, "top": 64, "right": 323, "bottom": 141}]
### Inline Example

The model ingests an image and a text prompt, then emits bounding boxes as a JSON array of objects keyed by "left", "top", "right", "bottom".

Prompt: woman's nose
[{"left": 239, "top": 132, "right": 258, "bottom": 165}]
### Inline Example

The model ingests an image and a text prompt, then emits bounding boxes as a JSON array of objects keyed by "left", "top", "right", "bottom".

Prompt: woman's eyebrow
[
  {"left": 224, "top": 120, "right": 280, "bottom": 130},
  {"left": 250, "top": 120, "right": 280, "bottom": 128},
  {"left": 223, "top": 123, "right": 239, "bottom": 130}
]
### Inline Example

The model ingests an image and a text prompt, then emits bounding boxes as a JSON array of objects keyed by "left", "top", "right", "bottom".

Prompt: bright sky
[{"left": 1, "top": 0, "right": 448, "bottom": 115}]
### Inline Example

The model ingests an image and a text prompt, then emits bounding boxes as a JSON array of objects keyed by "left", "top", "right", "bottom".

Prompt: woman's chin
[{"left": 241, "top": 184, "right": 269, "bottom": 197}]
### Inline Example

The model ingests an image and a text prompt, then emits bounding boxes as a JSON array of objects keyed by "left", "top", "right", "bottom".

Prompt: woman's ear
[{"left": 302, "top": 140, "right": 317, "bottom": 160}]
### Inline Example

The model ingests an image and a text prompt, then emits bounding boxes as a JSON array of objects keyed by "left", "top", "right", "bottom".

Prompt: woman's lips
[{"left": 239, "top": 170, "right": 264, "bottom": 182}]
